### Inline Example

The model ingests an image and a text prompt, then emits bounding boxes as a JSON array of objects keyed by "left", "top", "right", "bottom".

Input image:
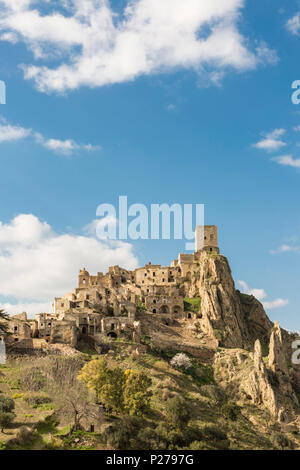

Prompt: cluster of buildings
[{"left": 3, "top": 226, "right": 219, "bottom": 351}]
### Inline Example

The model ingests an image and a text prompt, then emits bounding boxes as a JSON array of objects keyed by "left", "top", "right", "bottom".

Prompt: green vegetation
[
  {"left": 0, "top": 395, "right": 15, "bottom": 432},
  {"left": 141, "top": 335, "right": 151, "bottom": 345},
  {"left": 165, "top": 396, "right": 191, "bottom": 430},
  {"left": 236, "top": 290, "right": 254, "bottom": 304},
  {"left": 184, "top": 297, "right": 201, "bottom": 313},
  {"left": 0, "top": 345, "right": 296, "bottom": 451},
  {"left": 220, "top": 401, "right": 240, "bottom": 421},
  {"left": 78, "top": 358, "right": 152, "bottom": 416},
  {"left": 0, "top": 309, "right": 10, "bottom": 335},
  {"left": 271, "top": 431, "right": 295, "bottom": 450},
  {"left": 136, "top": 301, "right": 146, "bottom": 313},
  {"left": 261, "top": 342, "right": 269, "bottom": 358}
]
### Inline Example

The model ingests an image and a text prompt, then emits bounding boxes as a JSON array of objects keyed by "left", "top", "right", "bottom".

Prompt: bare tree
[{"left": 41, "top": 356, "right": 101, "bottom": 431}]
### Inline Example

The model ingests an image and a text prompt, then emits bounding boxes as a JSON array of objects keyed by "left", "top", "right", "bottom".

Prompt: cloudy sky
[{"left": 0, "top": 0, "right": 300, "bottom": 330}]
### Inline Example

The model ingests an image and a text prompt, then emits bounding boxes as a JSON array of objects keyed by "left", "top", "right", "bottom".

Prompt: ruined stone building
[{"left": 3, "top": 226, "right": 218, "bottom": 350}]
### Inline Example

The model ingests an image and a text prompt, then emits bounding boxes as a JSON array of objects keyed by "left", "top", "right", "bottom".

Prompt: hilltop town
[
  {"left": 3, "top": 226, "right": 220, "bottom": 351},
  {"left": 1, "top": 226, "right": 300, "bottom": 450}
]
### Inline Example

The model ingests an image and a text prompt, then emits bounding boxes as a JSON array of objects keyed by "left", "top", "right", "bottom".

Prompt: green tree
[
  {"left": 0, "top": 396, "right": 15, "bottom": 432},
  {"left": 78, "top": 358, "right": 125, "bottom": 413},
  {"left": 165, "top": 396, "right": 191, "bottom": 430},
  {"left": 123, "top": 370, "right": 152, "bottom": 416},
  {"left": 99, "top": 367, "right": 125, "bottom": 413},
  {"left": 0, "top": 396, "right": 14, "bottom": 413},
  {"left": 0, "top": 412, "right": 14, "bottom": 432},
  {"left": 78, "top": 360, "right": 152, "bottom": 416},
  {"left": 102, "top": 416, "right": 145, "bottom": 449},
  {"left": 0, "top": 310, "right": 10, "bottom": 336}
]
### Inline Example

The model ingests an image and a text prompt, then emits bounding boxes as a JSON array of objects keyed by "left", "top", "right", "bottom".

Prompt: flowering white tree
[{"left": 170, "top": 353, "right": 192, "bottom": 369}]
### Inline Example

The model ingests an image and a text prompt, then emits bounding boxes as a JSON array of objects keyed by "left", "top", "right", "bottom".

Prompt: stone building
[
  {"left": 4, "top": 313, "right": 32, "bottom": 348},
  {"left": 2, "top": 225, "right": 219, "bottom": 350},
  {"left": 195, "top": 225, "right": 219, "bottom": 253}
]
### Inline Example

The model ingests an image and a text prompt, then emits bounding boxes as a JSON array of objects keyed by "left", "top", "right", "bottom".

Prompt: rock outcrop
[
  {"left": 267, "top": 321, "right": 298, "bottom": 419},
  {"left": 269, "top": 320, "right": 289, "bottom": 375},
  {"left": 188, "top": 251, "right": 272, "bottom": 349},
  {"left": 214, "top": 331, "right": 299, "bottom": 423},
  {"left": 241, "top": 339, "right": 277, "bottom": 417}
]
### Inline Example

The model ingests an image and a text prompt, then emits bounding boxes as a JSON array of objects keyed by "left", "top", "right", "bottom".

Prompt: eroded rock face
[
  {"left": 268, "top": 321, "right": 298, "bottom": 410},
  {"left": 214, "top": 335, "right": 298, "bottom": 423},
  {"left": 241, "top": 340, "right": 277, "bottom": 417},
  {"left": 238, "top": 293, "right": 272, "bottom": 346},
  {"left": 188, "top": 252, "right": 272, "bottom": 349},
  {"left": 269, "top": 321, "right": 289, "bottom": 375}
]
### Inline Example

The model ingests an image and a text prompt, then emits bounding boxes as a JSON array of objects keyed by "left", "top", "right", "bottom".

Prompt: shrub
[
  {"left": 11, "top": 393, "right": 23, "bottom": 400},
  {"left": 202, "top": 425, "right": 230, "bottom": 450},
  {"left": 0, "top": 412, "right": 15, "bottom": 432},
  {"left": 189, "top": 441, "right": 208, "bottom": 450},
  {"left": 221, "top": 401, "right": 240, "bottom": 421},
  {"left": 165, "top": 397, "right": 191, "bottom": 430},
  {"left": 102, "top": 416, "right": 145, "bottom": 449},
  {"left": 200, "top": 385, "right": 225, "bottom": 404},
  {"left": 170, "top": 353, "right": 192, "bottom": 369},
  {"left": 183, "top": 298, "right": 201, "bottom": 313},
  {"left": 35, "top": 403, "right": 53, "bottom": 411},
  {"left": 0, "top": 395, "right": 14, "bottom": 413},
  {"left": 19, "top": 367, "right": 45, "bottom": 391},
  {"left": 23, "top": 394, "right": 52, "bottom": 406},
  {"left": 136, "top": 427, "right": 162, "bottom": 450},
  {"left": 154, "top": 423, "right": 203, "bottom": 449},
  {"left": 271, "top": 431, "right": 294, "bottom": 450},
  {"left": 184, "top": 426, "right": 203, "bottom": 444}
]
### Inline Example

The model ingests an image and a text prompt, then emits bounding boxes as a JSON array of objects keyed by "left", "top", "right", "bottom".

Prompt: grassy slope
[{"left": 0, "top": 345, "right": 288, "bottom": 450}]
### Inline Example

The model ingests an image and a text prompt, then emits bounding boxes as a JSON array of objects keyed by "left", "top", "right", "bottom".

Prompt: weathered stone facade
[
  {"left": 2, "top": 226, "right": 220, "bottom": 350},
  {"left": 3, "top": 224, "right": 278, "bottom": 353}
]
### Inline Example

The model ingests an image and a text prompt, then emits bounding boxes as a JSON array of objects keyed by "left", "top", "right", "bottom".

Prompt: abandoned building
[{"left": 2, "top": 226, "right": 218, "bottom": 350}]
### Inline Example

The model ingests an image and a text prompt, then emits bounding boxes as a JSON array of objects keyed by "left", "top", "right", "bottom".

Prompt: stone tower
[
  {"left": 195, "top": 225, "right": 219, "bottom": 253},
  {"left": 78, "top": 268, "right": 90, "bottom": 288}
]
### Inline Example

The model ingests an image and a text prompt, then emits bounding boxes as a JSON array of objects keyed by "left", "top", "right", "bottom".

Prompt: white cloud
[
  {"left": 263, "top": 298, "right": 289, "bottom": 310},
  {"left": 253, "top": 128, "right": 287, "bottom": 152},
  {"left": 0, "top": 214, "right": 138, "bottom": 316},
  {"left": 272, "top": 155, "right": 300, "bottom": 168},
  {"left": 238, "top": 280, "right": 288, "bottom": 311},
  {"left": 0, "top": 0, "right": 276, "bottom": 93},
  {"left": 255, "top": 41, "right": 278, "bottom": 66},
  {"left": 270, "top": 243, "right": 300, "bottom": 254},
  {"left": 253, "top": 126, "right": 300, "bottom": 170},
  {"left": 34, "top": 132, "right": 100, "bottom": 155},
  {"left": 286, "top": 12, "right": 300, "bottom": 35},
  {"left": 167, "top": 104, "right": 176, "bottom": 112},
  {"left": 238, "top": 280, "right": 267, "bottom": 301},
  {"left": 0, "top": 123, "right": 31, "bottom": 142},
  {"left": 0, "top": 118, "right": 100, "bottom": 155},
  {"left": 0, "top": 301, "right": 52, "bottom": 316}
]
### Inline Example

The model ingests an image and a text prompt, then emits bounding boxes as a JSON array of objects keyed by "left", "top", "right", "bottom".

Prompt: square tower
[{"left": 195, "top": 225, "right": 218, "bottom": 252}]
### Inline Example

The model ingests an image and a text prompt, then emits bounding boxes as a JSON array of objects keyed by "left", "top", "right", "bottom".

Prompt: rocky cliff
[{"left": 187, "top": 251, "right": 272, "bottom": 349}]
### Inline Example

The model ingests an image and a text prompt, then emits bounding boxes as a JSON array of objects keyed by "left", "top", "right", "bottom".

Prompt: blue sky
[{"left": 0, "top": 0, "right": 300, "bottom": 331}]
